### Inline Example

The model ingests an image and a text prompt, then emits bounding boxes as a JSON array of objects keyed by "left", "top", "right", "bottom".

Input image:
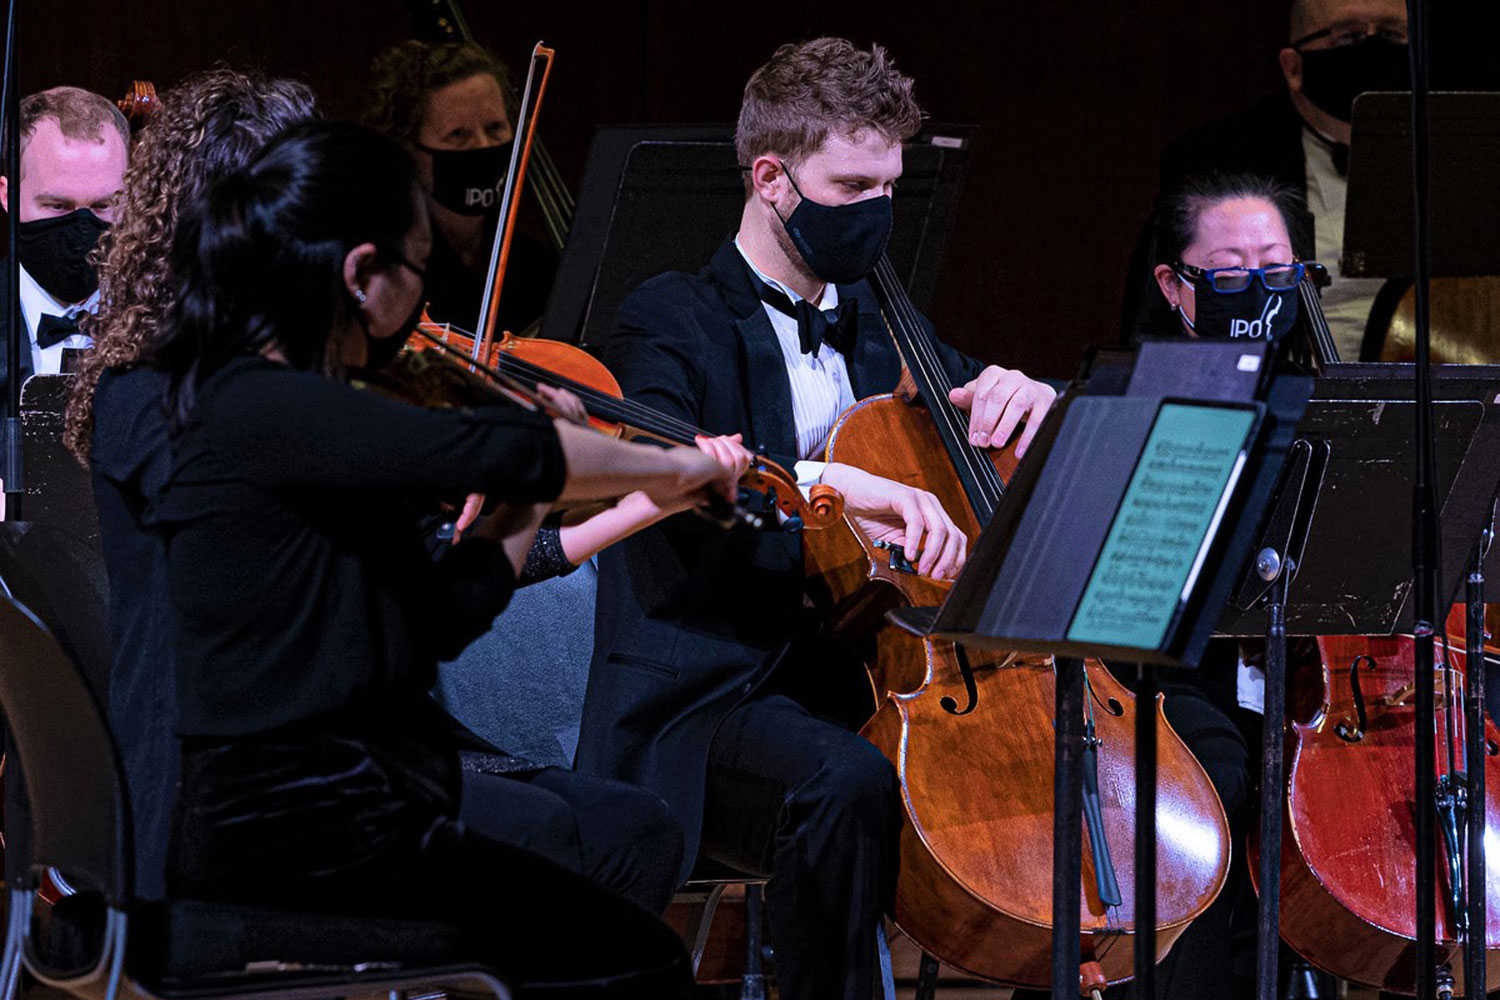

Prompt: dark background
[{"left": 18, "top": 1, "right": 1298, "bottom": 379}]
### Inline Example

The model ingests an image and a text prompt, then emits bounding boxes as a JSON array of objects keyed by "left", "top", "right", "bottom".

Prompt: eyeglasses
[
  {"left": 1175, "top": 262, "right": 1305, "bottom": 294},
  {"left": 1293, "top": 19, "right": 1408, "bottom": 51}
]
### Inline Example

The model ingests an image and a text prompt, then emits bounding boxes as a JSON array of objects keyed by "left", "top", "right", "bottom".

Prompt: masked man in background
[{"left": 0, "top": 86, "right": 128, "bottom": 399}]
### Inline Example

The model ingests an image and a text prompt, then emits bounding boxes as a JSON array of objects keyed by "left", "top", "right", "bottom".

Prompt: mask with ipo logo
[{"left": 418, "top": 142, "right": 512, "bottom": 216}]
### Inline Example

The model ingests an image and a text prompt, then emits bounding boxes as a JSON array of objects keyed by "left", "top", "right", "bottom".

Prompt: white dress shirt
[
  {"left": 734, "top": 236, "right": 856, "bottom": 486},
  {"left": 19, "top": 263, "right": 96, "bottom": 376},
  {"left": 1302, "top": 129, "right": 1386, "bottom": 362}
]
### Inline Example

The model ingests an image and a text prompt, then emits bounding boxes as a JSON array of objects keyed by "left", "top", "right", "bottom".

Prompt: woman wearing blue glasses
[
  {"left": 1149, "top": 172, "right": 1306, "bottom": 345},
  {"left": 1129, "top": 170, "right": 1335, "bottom": 998}
]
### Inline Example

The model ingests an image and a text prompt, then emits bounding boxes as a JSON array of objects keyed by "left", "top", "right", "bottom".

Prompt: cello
[
  {"left": 1253, "top": 273, "right": 1500, "bottom": 995},
  {"left": 804, "top": 254, "right": 1231, "bottom": 992}
]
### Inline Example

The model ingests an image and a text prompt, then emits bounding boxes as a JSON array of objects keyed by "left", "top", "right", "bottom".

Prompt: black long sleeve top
[{"left": 148, "top": 355, "right": 566, "bottom": 738}]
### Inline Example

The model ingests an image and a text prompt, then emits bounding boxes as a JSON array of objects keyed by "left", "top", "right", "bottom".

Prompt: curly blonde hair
[
  {"left": 735, "top": 38, "right": 923, "bottom": 169},
  {"left": 64, "top": 67, "right": 317, "bottom": 462}
]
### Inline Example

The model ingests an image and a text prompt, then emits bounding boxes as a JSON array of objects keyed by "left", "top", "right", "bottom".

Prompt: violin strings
[
  {"left": 414, "top": 324, "right": 714, "bottom": 445},
  {"left": 493, "top": 351, "right": 710, "bottom": 443}
]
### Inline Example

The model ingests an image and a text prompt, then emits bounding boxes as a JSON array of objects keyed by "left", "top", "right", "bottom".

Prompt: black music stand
[
  {"left": 1215, "top": 363, "right": 1500, "bottom": 999},
  {"left": 894, "top": 338, "right": 1304, "bottom": 1000},
  {"left": 1346, "top": 90, "right": 1500, "bottom": 994},
  {"left": 1343, "top": 92, "right": 1500, "bottom": 280},
  {"left": 539, "top": 123, "right": 976, "bottom": 348},
  {"left": 899, "top": 354, "right": 1500, "bottom": 998}
]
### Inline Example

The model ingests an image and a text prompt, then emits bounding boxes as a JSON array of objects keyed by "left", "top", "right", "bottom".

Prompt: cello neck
[
  {"left": 1299, "top": 263, "right": 1341, "bottom": 368},
  {"left": 867, "top": 254, "right": 1008, "bottom": 524}
]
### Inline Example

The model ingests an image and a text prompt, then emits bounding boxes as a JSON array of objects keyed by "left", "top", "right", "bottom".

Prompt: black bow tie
[
  {"left": 35, "top": 312, "right": 81, "bottom": 350},
  {"left": 753, "top": 280, "right": 858, "bottom": 357}
]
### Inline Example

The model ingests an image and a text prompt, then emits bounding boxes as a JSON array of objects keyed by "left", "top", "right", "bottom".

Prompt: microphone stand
[
  {"left": 2, "top": 0, "right": 21, "bottom": 516},
  {"left": 1405, "top": 0, "right": 1440, "bottom": 995}
]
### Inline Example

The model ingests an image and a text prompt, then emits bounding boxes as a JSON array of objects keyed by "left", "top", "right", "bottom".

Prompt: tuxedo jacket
[{"left": 575, "top": 238, "right": 982, "bottom": 876}]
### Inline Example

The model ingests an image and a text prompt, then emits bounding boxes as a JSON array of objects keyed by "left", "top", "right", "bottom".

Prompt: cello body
[
  {"left": 1264, "top": 633, "right": 1500, "bottom": 994},
  {"left": 809, "top": 391, "right": 1232, "bottom": 987}
]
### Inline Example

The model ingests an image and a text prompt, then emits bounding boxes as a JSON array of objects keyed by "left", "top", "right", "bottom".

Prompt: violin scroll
[
  {"left": 116, "top": 80, "right": 160, "bottom": 128},
  {"left": 741, "top": 457, "right": 844, "bottom": 532}
]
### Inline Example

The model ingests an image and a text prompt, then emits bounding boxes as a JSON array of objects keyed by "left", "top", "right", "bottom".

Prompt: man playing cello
[{"left": 576, "top": 36, "right": 1055, "bottom": 1000}]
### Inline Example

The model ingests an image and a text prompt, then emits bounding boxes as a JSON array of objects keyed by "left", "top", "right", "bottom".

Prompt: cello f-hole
[
  {"left": 1335, "top": 655, "right": 1375, "bottom": 743},
  {"left": 939, "top": 645, "right": 980, "bottom": 716}
]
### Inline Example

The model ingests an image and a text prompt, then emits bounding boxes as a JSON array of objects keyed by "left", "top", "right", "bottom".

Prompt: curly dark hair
[
  {"left": 365, "top": 40, "right": 516, "bottom": 149},
  {"left": 64, "top": 66, "right": 318, "bottom": 462},
  {"left": 150, "top": 121, "right": 419, "bottom": 427}
]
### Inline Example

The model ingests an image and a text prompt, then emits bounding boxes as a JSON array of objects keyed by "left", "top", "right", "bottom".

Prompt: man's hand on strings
[
  {"left": 820, "top": 462, "right": 966, "bottom": 581},
  {"left": 948, "top": 365, "right": 1056, "bottom": 458}
]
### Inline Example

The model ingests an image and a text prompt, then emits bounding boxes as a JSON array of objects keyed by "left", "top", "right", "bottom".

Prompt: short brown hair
[
  {"left": 735, "top": 37, "right": 923, "bottom": 168},
  {"left": 16, "top": 86, "right": 129, "bottom": 174},
  {"left": 365, "top": 40, "right": 515, "bottom": 149}
]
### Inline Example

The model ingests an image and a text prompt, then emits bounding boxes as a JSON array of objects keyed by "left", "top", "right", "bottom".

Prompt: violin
[
  {"left": 803, "top": 255, "right": 1230, "bottom": 993},
  {"left": 400, "top": 324, "right": 844, "bottom": 532}
]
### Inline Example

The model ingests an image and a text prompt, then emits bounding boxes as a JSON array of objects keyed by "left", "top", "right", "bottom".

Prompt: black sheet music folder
[
  {"left": 890, "top": 338, "right": 1305, "bottom": 668},
  {"left": 904, "top": 393, "right": 1273, "bottom": 666}
]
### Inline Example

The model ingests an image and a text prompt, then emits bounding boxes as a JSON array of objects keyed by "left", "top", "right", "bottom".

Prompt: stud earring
[{"left": 354, "top": 289, "right": 367, "bottom": 303}]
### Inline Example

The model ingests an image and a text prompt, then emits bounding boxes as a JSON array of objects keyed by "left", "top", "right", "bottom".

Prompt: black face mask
[
  {"left": 1298, "top": 38, "right": 1410, "bottom": 124},
  {"left": 18, "top": 208, "right": 109, "bottom": 303},
  {"left": 417, "top": 142, "right": 512, "bottom": 216},
  {"left": 776, "top": 165, "right": 893, "bottom": 285},
  {"left": 1180, "top": 276, "right": 1300, "bottom": 343},
  {"left": 360, "top": 254, "right": 428, "bottom": 370}
]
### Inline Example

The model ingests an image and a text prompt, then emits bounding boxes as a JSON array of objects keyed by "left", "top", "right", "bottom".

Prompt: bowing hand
[{"left": 947, "top": 365, "right": 1056, "bottom": 458}]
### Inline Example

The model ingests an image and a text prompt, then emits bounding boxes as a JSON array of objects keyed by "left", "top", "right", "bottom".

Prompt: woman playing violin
[{"left": 135, "top": 119, "right": 729, "bottom": 991}]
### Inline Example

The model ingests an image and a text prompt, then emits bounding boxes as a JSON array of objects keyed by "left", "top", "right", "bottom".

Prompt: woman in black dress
[{"left": 139, "top": 119, "right": 728, "bottom": 995}]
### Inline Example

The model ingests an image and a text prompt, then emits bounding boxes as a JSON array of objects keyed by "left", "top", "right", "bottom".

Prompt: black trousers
[
  {"left": 699, "top": 694, "right": 901, "bottom": 1000},
  {"left": 458, "top": 765, "right": 684, "bottom": 914},
  {"left": 172, "top": 732, "right": 690, "bottom": 998}
]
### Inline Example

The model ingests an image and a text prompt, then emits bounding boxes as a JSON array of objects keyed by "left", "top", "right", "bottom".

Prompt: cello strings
[
  {"left": 872, "top": 257, "right": 1004, "bottom": 515},
  {"left": 875, "top": 254, "right": 1004, "bottom": 510},
  {"left": 871, "top": 257, "right": 977, "bottom": 483}
]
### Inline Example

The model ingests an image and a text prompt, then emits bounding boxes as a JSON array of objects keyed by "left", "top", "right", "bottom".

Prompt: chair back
[
  {"left": 0, "top": 522, "right": 111, "bottom": 703},
  {"left": 0, "top": 594, "right": 128, "bottom": 902}
]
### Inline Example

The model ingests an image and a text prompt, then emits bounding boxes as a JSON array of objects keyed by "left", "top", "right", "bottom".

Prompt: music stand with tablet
[
  {"left": 893, "top": 338, "right": 1304, "bottom": 1000},
  {"left": 539, "top": 123, "right": 977, "bottom": 348},
  {"left": 896, "top": 347, "right": 1500, "bottom": 999}
]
